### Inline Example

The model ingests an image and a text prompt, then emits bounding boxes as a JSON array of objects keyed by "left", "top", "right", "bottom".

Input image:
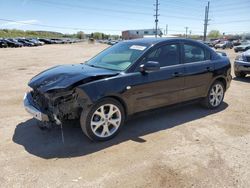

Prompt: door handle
[{"left": 172, "top": 72, "right": 183, "bottom": 77}]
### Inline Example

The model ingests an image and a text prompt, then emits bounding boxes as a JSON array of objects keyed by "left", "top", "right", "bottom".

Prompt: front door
[{"left": 129, "top": 43, "right": 185, "bottom": 113}]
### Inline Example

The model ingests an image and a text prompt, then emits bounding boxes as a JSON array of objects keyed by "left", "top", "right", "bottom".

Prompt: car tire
[
  {"left": 80, "top": 98, "right": 125, "bottom": 141},
  {"left": 202, "top": 81, "right": 225, "bottom": 109},
  {"left": 234, "top": 71, "right": 246, "bottom": 78}
]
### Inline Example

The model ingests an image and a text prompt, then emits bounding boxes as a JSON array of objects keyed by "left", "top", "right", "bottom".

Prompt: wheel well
[
  {"left": 103, "top": 96, "right": 128, "bottom": 117},
  {"left": 215, "top": 77, "right": 227, "bottom": 89}
]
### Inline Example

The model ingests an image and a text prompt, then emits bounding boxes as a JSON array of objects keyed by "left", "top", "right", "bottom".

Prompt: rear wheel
[
  {"left": 234, "top": 71, "right": 246, "bottom": 78},
  {"left": 80, "top": 98, "right": 125, "bottom": 141},
  {"left": 202, "top": 81, "right": 225, "bottom": 109}
]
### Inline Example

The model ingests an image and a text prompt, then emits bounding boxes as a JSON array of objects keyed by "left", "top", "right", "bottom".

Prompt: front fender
[{"left": 75, "top": 77, "right": 133, "bottom": 114}]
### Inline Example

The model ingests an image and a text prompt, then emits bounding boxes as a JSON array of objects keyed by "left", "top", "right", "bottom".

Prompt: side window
[
  {"left": 184, "top": 44, "right": 210, "bottom": 63},
  {"left": 145, "top": 44, "right": 180, "bottom": 67}
]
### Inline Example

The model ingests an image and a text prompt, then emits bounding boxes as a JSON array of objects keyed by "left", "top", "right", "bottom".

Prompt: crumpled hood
[{"left": 28, "top": 64, "right": 118, "bottom": 93}]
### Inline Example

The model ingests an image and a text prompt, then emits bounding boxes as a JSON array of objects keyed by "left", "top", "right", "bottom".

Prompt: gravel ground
[{"left": 0, "top": 42, "right": 250, "bottom": 188}]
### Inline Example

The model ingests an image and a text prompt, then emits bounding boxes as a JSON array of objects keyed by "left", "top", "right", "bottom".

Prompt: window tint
[
  {"left": 146, "top": 44, "right": 180, "bottom": 67},
  {"left": 184, "top": 44, "right": 210, "bottom": 63}
]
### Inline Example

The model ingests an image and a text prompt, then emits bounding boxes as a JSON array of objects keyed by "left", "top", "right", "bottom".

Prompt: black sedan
[
  {"left": 24, "top": 38, "right": 232, "bottom": 141},
  {"left": 0, "top": 39, "right": 8, "bottom": 48},
  {"left": 3, "top": 39, "right": 22, "bottom": 47}
]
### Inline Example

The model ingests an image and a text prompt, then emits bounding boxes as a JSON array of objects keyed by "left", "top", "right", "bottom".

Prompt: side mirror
[{"left": 140, "top": 61, "right": 160, "bottom": 73}]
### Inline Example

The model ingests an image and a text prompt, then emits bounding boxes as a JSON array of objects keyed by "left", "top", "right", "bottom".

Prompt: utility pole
[
  {"left": 203, "top": 1, "right": 210, "bottom": 41},
  {"left": 154, "top": 0, "right": 160, "bottom": 38},
  {"left": 185, "top": 27, "right": 188, "bottom": 38},
  {"left": 166, "top": 24, "right": 168, "bottom": 35}
]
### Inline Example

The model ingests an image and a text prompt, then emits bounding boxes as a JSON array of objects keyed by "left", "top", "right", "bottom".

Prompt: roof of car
[{"left": 122, "top": 37, "right": 200, "bottom": 46}]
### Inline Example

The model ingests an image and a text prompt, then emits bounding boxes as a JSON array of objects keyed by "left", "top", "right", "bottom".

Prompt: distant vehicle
[
  {"left": 214, "top": 41, "right": 233, "bottom": 49},
  {"left": 0, "top": 39, "right": 8, "bottom": 48},
  {"left": 62, "top": 39, "right": 73, "bottom": 44},
  {"left": 212, "top": 39, "right": 222, "bottom": 47},
  {"left": 232, "top": 40, "right": 241, "bottom": 46},
  {"left": 27, "top": 38, "right": 44, "bottom": 46},
  {"left": 17, "top": 39, "right": 34, "bottom": 47},
  {"left": 108, "top": 40, "right": 118, "bottom": 45},
  {"left": 50, "top": 39, "right": 64, "bottom": 44},
  {"left": 24, "top": 38, "right": 231, "bottom": 141},
  {"left": 234, "top": 49, "right": 250, "bottom": 77},
  {"left": 3, "top": 39, "right": 22, "bottom": 47},
  {"left": 38, "top": 38, "right": 54, "bottom": 44},
  {"left": 234, "top": 42, "right": 250, "bottom": 52}
]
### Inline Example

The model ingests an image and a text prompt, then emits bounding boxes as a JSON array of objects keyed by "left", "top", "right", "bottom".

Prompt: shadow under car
[{"left": 13, "top": 102, "right": 228, "bottom": 159}]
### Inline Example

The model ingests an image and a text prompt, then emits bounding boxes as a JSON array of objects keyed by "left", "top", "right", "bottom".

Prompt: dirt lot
[{"left": 0, "top": 42, "right": 250, "bottom": 188}]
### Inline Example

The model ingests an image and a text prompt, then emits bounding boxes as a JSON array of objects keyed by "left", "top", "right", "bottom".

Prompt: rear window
[{"left": 184, "top": 44, "right": 210, "bottom": 63}]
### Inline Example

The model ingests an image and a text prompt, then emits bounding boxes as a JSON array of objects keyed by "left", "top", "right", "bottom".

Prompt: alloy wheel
[
  {"left": 209, "top": 84, "right": 224, "bottom": 107},
  {"left": 90, "top": 104, "right": 121, "bottom": 138}
]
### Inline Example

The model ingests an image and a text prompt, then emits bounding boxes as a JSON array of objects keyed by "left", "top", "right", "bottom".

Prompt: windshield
[{"left": 86, "top": 42, "right": 149, "bottom": 71}]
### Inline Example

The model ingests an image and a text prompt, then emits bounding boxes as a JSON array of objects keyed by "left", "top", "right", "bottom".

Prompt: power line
[
  {"left": 37, "top": 0, "right": 203, "bottom": 21},
  {"left": 0, "top": 18, "right": 122, "bottom": 32},
  {"left": 211, "top": 19, "right": 250, "bottom": 25},
  {"left": 38, "top": 0, "right": 151, "bottom": 16}
]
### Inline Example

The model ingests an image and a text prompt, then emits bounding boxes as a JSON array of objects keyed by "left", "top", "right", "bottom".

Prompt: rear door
[{"left": 181, "top": 42, "right": 214, "bottom": 101}]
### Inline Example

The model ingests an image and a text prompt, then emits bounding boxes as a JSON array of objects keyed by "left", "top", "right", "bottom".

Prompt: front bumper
[
  {"left": 234, "top": 61, "right": 250, "bottom": 73},
  {"left": 23, "top": 92, "right": 49, "bottom": 122}
]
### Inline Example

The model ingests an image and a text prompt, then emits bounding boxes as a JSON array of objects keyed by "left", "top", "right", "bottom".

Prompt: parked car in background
[
  {"left": 50, "top": 38, "right": 64, "bottom": 44},
  {"left": 27, "top": 38, "right": 44, "bottom": 46},
  {"left": 0, "top": 39, "right": 8, "bottom": 48},
  {"left": 234, "top": 42, "right": 250, "bottom": 52},
  {"left": 17, "top": 38, "right": 34, "bottom": 47},
  {"left": 3, "top": 39, "right": 22, "bottom": 47},
  {"left": 232, "top": 40, "right": 241, "bottom": 46},
  {"left": 108, "top": 40, "right": 118, "bottom": 45},
  {"left": 214, "top": 41, "right": 233, "bottom": 49},
  {"left": 24, "top": 38, "right": 231, "bottom": 141},
  {"left": 212, "top": 39, "right": 222, "bottom": 47},
  {"left": 234, "top": 49, "right": 250, "bottom": 77},
  {"left": 38, "top": 38, "right": 54, "bottom": 44}
]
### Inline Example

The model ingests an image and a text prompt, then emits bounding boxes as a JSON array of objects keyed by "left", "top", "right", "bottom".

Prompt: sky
[{"left": 0, "top": 0, "right": 249, "bottom": 35}]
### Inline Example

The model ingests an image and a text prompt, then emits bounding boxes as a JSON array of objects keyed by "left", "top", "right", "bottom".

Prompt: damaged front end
[
  {"left": 23, "top": 63, "right": 118, "bottom": 125},
  {"left": 24, "top": 88, "right": 81, "bottom": 124}
]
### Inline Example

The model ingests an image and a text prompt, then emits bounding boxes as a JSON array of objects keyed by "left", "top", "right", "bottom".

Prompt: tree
[
  {"left": 76, "top": 31, "right": 85, "bottom": 39},
  {"left": 208, "top": 30, "right": 221, "bottom": 38},
  {"left": 93, "top": 32, "right": 102, "bottom": 40}
]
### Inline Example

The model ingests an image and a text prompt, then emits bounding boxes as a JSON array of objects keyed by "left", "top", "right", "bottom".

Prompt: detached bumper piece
[{"left": 23, "top": 92, "right": 49, "bottom": 122}]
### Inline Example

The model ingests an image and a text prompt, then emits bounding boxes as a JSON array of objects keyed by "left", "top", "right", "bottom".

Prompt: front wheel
[
  {"left": 202, "top": 81, "right": 225, "bottom": 109},
  {"left": 80, "top": 98, "right": 125, "bottom": 141}
]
